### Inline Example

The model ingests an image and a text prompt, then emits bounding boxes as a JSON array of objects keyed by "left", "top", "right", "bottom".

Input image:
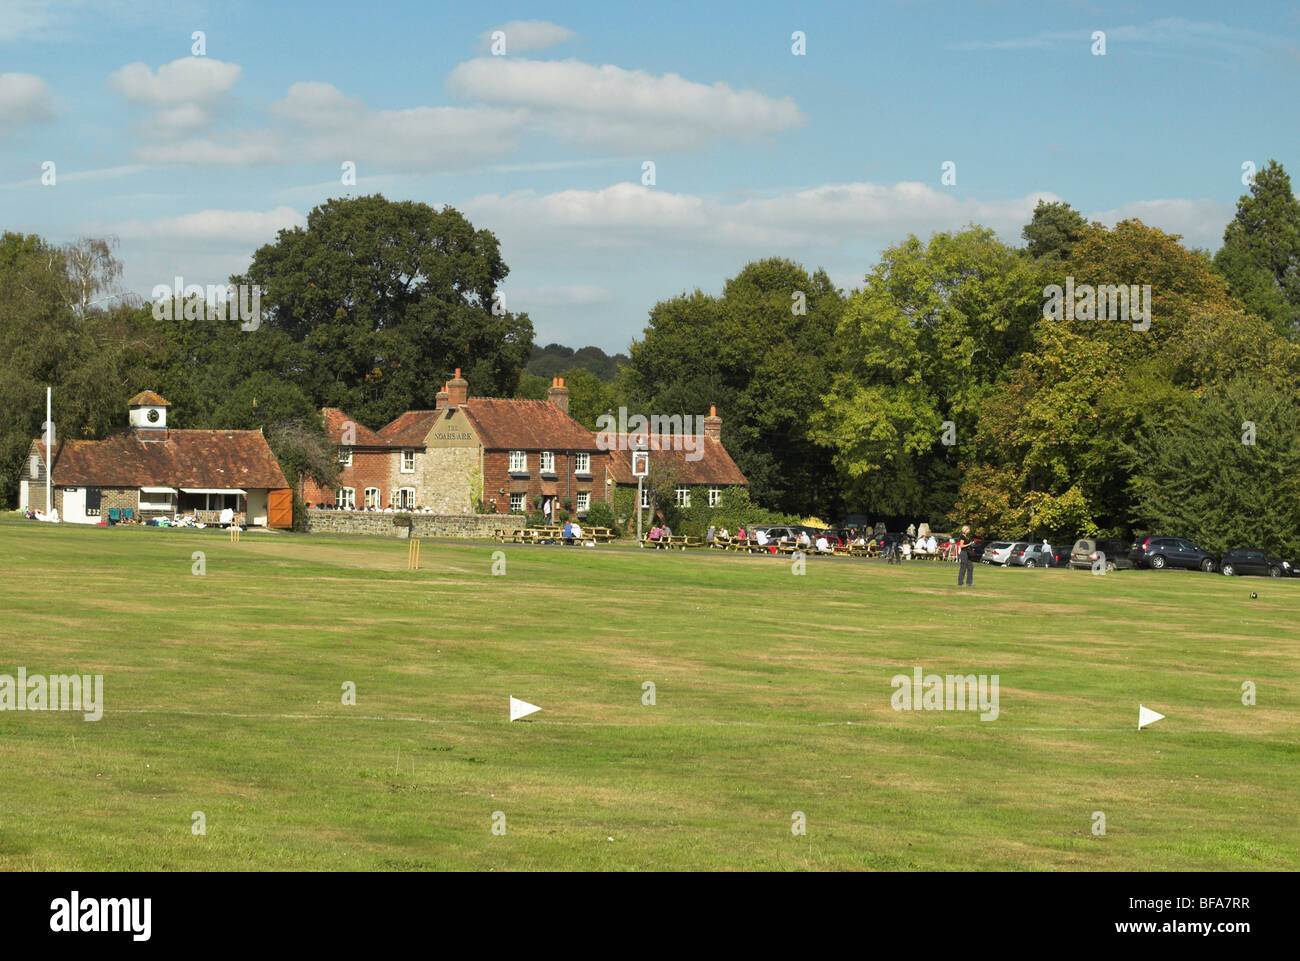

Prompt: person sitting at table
[
  {"left": 798, "top": 530, "right": 812, "bottom": 549},
  {"left": 648, "top": 525, "right": 662, "bottom": 542},
  {"left": 755, "top": 528, "right": 769, "bottom": 547},
  {"left": 562, "top": 521, "right": 574, "bottom": 543},
  {"left": 706, "top": 525, "right": 716, "bottom": 545},
  {"left": 815, "top": 534, "right": 831, "bottom": 553},
  {"left": 925, "top": 534, "right": 938, "bottom": 554},
  {"left": 717, "top": 527, "right": 730, "bottom": 543},
  {"left": 571, "top": 521, "right": 583, "bottom": 541},
  {"left": 901, "top": 538, "right": 912, "bottom": 560},
  {"left": 736, "top": 526, "right": 746, "bottom": 541}
]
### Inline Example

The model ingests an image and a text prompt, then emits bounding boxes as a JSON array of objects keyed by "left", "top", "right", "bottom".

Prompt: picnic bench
[{"left": 641, "top": 533, "right": 701, "bottom": 550}]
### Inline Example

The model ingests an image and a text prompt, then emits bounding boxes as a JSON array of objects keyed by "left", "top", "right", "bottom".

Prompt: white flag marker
[
  {"left": 1138, "top": 704, "right": 1165, "bottom": 729},
  {"left": 510, "top": 696, "right": 541, "bottom": 722}
]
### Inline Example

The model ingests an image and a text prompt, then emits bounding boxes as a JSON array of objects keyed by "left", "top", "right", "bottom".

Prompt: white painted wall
[{"left": 247, "top": 488, "right": 268, "bottom": 527}]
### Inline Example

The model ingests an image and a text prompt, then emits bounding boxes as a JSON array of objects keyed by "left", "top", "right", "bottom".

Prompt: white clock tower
[{"left": 127, "top": 391, "right": 171, "bottom": 440}]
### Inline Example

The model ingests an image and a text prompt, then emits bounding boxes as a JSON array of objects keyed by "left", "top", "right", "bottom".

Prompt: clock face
[{"left": 147, "top": 408, "right": 160, "bottom": 423}]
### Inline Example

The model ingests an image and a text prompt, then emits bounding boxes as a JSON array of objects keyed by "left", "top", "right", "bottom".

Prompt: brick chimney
[
  {"left": 703, "top": 404, "right": 722, "bottom": 441},
  {"left": 435, "top": 382, "right": 451, "bottom": 410},
  {"left": 547, "top": 376, "right": 570, "bottom": 414},
  {"left": 446, "top": 367, "right": 469, "bottom": 407}
]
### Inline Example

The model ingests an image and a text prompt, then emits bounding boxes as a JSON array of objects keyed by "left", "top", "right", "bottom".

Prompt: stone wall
[{"left": 305, "top": 510, "right": 520, "bottom": 539}]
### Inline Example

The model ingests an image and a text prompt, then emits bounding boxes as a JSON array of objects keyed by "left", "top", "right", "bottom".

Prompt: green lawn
[{"left": 0, "top": 518, "right": 1296, "bottom": 871}]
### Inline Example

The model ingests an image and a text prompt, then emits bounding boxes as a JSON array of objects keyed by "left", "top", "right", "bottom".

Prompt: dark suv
[
  {"left": 1219, "top": 547, "right": 1291, "bottom": 578},
  {"left": 1068, "top": 538, "right": 1133, "bottom": 572},
  {"left": 1130, "top": 536, "right": 1216, "bottom": 572}
]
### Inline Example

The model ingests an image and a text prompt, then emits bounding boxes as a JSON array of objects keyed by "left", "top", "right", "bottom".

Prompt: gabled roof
[
  {"left": 127, "top": 391, "right": 170, "bottom": 407},
  {"left": 603, "top": 434, "right": 748, "bottom": 486},
  {"left": 47, "top": 430, "right": 289, "bottom": 489},
  {"left": 379, "top": 410, "right": 441, "bottom": 448},
  {"left": 321, "top": 408, "right": 391, "bottom": 447},
  {"left": 461, "top": 397, "right": 600, "bottom": 451},
  {"left": 378, "top": 398, "right": 601, "bottom": 451}
]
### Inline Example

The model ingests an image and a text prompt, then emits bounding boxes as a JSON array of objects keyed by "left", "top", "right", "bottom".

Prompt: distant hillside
[{"left": 524, "top": 343, "right": 629, "bottom": 383}]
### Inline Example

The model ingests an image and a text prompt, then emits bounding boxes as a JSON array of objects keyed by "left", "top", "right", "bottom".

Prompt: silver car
[
  {"left": 982, "top": 542, "right": 1015, "bottom": 565},
  {"left": 1008, "top": 543, "right": 1054, "bottom": 568}
]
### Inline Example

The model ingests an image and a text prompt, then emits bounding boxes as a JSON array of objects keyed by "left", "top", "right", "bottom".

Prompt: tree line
[{"left": 3, "top": 164, "right": 1298, "bottom": 554}]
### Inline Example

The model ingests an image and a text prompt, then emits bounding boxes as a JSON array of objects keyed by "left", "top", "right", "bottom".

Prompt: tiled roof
[
  {"left": 603, "top": 434, "right": 748, "bottom": 486},
  {"left": 461, "top": 398, "right": 601, "bottom": 451},
  {"left": 48, "top": 430, "right": 289, "bottom": 489},
  {"left": 379, "top": 399, "right": 601, "bottom": 451},
  {"left": 379, "top": 410, "right": 440, "bottom": 448},
  {"left": 322, "top": 408, "right": 391, "bottom": 447},
  {"left": 127, "top": 391, "right": 170, "bottom": 407}
]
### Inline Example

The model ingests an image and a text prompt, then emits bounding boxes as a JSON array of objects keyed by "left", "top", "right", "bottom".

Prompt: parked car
[
  {"left": 1050, "top": 544, "right": 1074, "bottom": 567},
  {"left": 1009, "top": 543, "right": 1054, "bottom": 568},
  {"left": 1218, "top": 547, "right": 1292, "bottom": 578},
  {"left": 965, "top": 538, "right": 987, "bottom": 562},
  {"left": 982, "top": 542, "right": 1016, "bottom": 565},
  {"left": 1068, "top": 538, "right": 1134, "bottom": 572},
  {"left": 1129, "top": 536, "right": 1216, "bottom": 572}
]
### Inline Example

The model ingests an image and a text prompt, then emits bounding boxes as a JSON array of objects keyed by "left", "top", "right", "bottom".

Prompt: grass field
[{"left": 1, "top": 519, "right": 1296, "bottom": 871}]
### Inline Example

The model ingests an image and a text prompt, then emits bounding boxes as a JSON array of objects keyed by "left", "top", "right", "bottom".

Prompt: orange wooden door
[{"left": 267, "top": 488, "right": 293, "bottom": 529}]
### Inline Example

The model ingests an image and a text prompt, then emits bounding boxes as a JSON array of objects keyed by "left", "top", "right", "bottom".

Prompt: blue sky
[{"left": 2, "top": 0, "right": 1297, "bottom": 351}]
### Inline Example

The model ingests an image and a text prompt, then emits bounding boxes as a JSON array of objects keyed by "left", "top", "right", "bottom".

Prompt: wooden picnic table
[{"left": 641, "top": 533, "right": 701, "bottom": 550}]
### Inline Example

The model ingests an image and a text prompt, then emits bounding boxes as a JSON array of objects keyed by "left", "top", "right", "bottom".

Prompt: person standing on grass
[{"left": 958, "top": 525, "right": 974, "bottom": 586}]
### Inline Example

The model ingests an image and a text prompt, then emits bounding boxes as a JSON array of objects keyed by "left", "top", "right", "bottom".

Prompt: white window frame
[
  {"left": 137, "top": 489, "right": 175, "bottom": 512},
  {"left": 576, "top": 491, "right": 590, "bottom": 512},
  {"left": 337, "top": 487, "right": 355, "bottom": 510},
  {"left": 540, "top": 451, "right": 555, "bottom": 473},
  {"left": 708, "top": 487, "right": 722, "bottom": 506},
  {"left": 675, "top": 486, "right": 691, "bottom": 507},
  {"left": 338, "top": 448, "right": 352, "bottom": 467},
  {"left": 364, "top": 487, "right": 381, "bottom": 509},
  {"left": 509, "top": 493, "right": 525, "bottom": 513},
  {"left": 574, "top": 452, "right": 590, "bottom": 474},
  {"left": 401, "top": 450, "right": 416, "bottom": 473},
  {"left": 509, "top": 450, "right": 527, "bottom": 473},
  {"left": 397, "top": 487, "right": 416, "bottom": 510}
]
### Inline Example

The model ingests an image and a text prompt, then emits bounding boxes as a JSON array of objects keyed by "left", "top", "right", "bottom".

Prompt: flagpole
[{"left": 45, "top": 386, "right": 52, "bottom": 515}]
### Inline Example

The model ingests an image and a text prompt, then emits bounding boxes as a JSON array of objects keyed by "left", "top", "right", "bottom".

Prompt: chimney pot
[
  {"left": 446, "top": 367, "right": 469, "bottom": 407},
  {"left": 703, "top": 404, "right": 723, "bottom": 442},
  {"left": 547, "top": 376, "right": 571, "bottom": 415}
]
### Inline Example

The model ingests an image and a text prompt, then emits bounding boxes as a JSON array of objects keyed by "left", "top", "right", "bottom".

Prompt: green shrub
[{"left": 584, "top": 501, "right": 616, "bottom": 533}]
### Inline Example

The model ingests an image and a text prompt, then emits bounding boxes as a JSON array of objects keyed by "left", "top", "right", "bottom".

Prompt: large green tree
[
  {"left": 812, "top": 227, "right": 1043, "bottom": 523},
  {"left": 1212, "top": 160, "right": 1300, "bottom": 338},
  {"left": 622, "top": 258, "right": 845, "bottom": 515},
  {"left": 238, "top": 195, "right": 533, "bottom": 427},
  {"left": 1128, "top": 377, "right": 1300, "bottom": 558}
]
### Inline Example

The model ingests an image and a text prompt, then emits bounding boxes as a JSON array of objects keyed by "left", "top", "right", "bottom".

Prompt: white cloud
[
  {"left": 464, "top": 181, "right": 1057, "bottom": 257},
  {"left": 446, "top": 58, "right": 804, "bottom": 151},
  {"left": 1087, "top": 198, "right": 1234, "bottom": 249},
  {"left": 109, "top": 57, "right": 242, "bottom": 137},
  {"left": 82, "top": 206, "right": 304, "bottom": 246},
  {"left": 952, "top": 18, "right": 1278, "bottom": 58},
  {"left": 479, "top": 20, "right": 576, "bottom": 53},
  {"left": 0, "top": 72, "right": 56, "bottom": 133},
  {"left": 109, "top": 57, "right": 242, "bottom": 107},
  {"left": 268, "top": 81, "right": 525, "bottom": 170}
]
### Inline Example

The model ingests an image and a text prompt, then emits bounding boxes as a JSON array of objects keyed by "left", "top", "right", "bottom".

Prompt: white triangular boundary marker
[
  {"left": 510, "top": 696, "right": 541, "bottom": 722},
  {"left": 1138, "top": 704, "right": 1165, "bottom": 729}
]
